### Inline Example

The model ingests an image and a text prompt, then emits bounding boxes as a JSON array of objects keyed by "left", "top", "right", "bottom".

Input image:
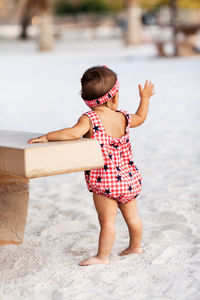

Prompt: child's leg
[
  {"left": 118, "top": 198, "right": 143, "bottom": 255},
  {"left": 79, "top": 193, "right": 118, "bottom": 266}
]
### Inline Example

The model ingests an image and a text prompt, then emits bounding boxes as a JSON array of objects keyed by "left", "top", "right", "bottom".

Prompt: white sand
[{"left": 0, "top": 39, "right": 200, "bottom": 300}]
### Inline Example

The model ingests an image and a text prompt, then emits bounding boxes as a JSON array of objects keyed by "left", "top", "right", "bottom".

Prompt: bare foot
[
  {"left": 119, "top": 247, "right": 143, "bottom": 256},
  {"left": 78, "top": 255, "right": 109, "bottom": 266}
]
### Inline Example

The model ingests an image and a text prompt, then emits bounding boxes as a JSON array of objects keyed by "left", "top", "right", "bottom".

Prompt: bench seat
[{"left": 0, "top": 129, "right": 104, "bottom": 178}]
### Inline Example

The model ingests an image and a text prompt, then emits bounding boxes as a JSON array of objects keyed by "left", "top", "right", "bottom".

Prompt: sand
[{"left": 0, "top": 38, "right": 200, "bottom": 300}]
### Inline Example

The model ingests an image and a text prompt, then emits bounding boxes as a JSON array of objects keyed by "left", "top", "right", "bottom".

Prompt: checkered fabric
[
  {"left": 83, "top": 109, "right": 142, "bottom": 203},
  {"left": 83, "top": 80, "right": 119, "bottom": 108}
]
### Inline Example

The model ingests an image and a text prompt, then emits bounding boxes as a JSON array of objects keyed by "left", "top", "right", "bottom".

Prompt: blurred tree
[
  {"left": 19, "top": 0, "right": 54, "bottom": 50},
  {"left": 53, "top": 0, "right": 200, "bottom": 14},
  {"left": 19, "top": 0, "right": 32, "bottom": 39},
  {"left": 141, "top": 0, "right": 169, "bottom": 9},
  {"left": 54, "top": 0, "right": 124, "bottom": 15},
  {"left": 140, "top": 0, "right": 200, "bottom": 9},
  {"left": 36, "top": 0, "right": 54, "bottom": 51},
  {"left": 178, "top": 0, "right": 200, "bottom": 9},
  {"left": 55, "top": 0, "right": 108, "bottom": 14},
  {"left": 125, "top": 0, "right": 142, "bottom": 45}
]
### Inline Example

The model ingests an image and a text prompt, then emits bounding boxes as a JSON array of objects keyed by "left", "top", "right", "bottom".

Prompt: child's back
[{"left": 84, "top": 108, "right": 127, "bottom": 139}]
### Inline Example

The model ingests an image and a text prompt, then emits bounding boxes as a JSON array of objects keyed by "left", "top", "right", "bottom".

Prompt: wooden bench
[{"left": 0, "top": 129, "right": 104, "bottom": 246}]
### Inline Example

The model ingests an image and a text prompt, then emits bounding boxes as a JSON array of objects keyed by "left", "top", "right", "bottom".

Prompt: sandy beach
[{"left": 0, "top": 38, "right": 200, "bottom": 299}]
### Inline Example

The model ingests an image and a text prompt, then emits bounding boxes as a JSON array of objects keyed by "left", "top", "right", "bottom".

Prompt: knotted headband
[{"left": 81, "top": 66, "right": 119, "bottom": 109}]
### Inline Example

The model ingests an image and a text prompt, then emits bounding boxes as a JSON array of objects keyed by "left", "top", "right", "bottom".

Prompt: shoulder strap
[
  {"left": 117, "top": 109, "right": 131, "bottom": 129},
  {"left": 82, "top": 110, "right": 105, "bottom": 135}
]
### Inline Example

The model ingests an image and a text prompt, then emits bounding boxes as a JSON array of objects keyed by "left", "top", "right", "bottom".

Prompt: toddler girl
[{"left": 28, "top": 66, "right": 155, "bottom": 266}]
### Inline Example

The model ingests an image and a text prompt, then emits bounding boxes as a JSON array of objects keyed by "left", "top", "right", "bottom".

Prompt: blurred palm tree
[
  {"left": 125, "top": 0, "right": 142, "bottom": 45},
  {"left": 19, "top": 0, "right": 54, "bottom": 50}
]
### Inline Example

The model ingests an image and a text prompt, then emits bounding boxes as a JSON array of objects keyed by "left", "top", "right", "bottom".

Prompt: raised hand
[
  {"left": 27, "top": 135, "right": 48, "bottom": 144},
  {"left": 138, "top": 80, "right": 155, "bottom": 100}
]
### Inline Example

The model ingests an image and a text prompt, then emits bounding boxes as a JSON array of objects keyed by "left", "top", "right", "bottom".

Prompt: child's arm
[
  {"left": 27, "top": 115, "right": 90, "bottom": 144},
  {"left": 130, "top": 80, "right": 155, "bottom": 128}
]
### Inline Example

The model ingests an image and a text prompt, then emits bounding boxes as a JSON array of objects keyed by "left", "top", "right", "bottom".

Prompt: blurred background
[
  {"left": 0, "top": 0, "right": 200, "bottom": 132},
  {"left": 0, "top": 0, "right": 200, "bottom": 55}
]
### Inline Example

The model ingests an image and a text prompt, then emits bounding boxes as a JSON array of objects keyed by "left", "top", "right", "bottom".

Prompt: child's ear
[
  {"left": 112, "top": 95, "right": 117, "bottom": 104},
  {"left": 112, "top": 93, "right": 119, "bottom": 104}
]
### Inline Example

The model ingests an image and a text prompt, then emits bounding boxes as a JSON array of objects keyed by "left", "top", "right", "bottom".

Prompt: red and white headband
[{"left": 81, "top": 66, "right": 119, "bottom": 108}]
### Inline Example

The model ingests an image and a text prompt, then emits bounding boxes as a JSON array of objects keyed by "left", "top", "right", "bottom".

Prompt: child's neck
[{"left": 92, "top": 106, "right": 114, "bottom": 113}]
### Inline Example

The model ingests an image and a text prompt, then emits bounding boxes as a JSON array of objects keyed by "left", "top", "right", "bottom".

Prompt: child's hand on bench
[{"left": 28, "top": 135, "right": 48, "bottom": 144}]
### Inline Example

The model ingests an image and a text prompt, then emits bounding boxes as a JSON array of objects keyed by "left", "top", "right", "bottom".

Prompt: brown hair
[{"left": 81, "top": 66, "right": 117, "bottom": 101}]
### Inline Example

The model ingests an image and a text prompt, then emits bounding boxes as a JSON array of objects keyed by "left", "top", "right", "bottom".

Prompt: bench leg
[{"left": 0, "top": 174, "right": 29, "bottom": 246}]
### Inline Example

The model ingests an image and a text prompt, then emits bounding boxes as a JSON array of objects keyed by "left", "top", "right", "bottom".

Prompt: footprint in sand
[
  {"left": 41, "top": 220, "right": 90, "bottom": 239},
  {"left": 144, "top": 230, "right": 171, "bottom": 248},
  {"left": 152, "top": 245, "right": 181, "bottom": 264},
  {"left": 144, "top": 211, "right": 188, "bottom": 224},
  {"left": 160, "top": 223, "right": 194, "bottom": 243}
]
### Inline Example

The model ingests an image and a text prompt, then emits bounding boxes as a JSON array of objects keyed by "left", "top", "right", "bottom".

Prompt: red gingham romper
[{"left": 83, "top": 109, "right": 142, "bottom": 203}]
